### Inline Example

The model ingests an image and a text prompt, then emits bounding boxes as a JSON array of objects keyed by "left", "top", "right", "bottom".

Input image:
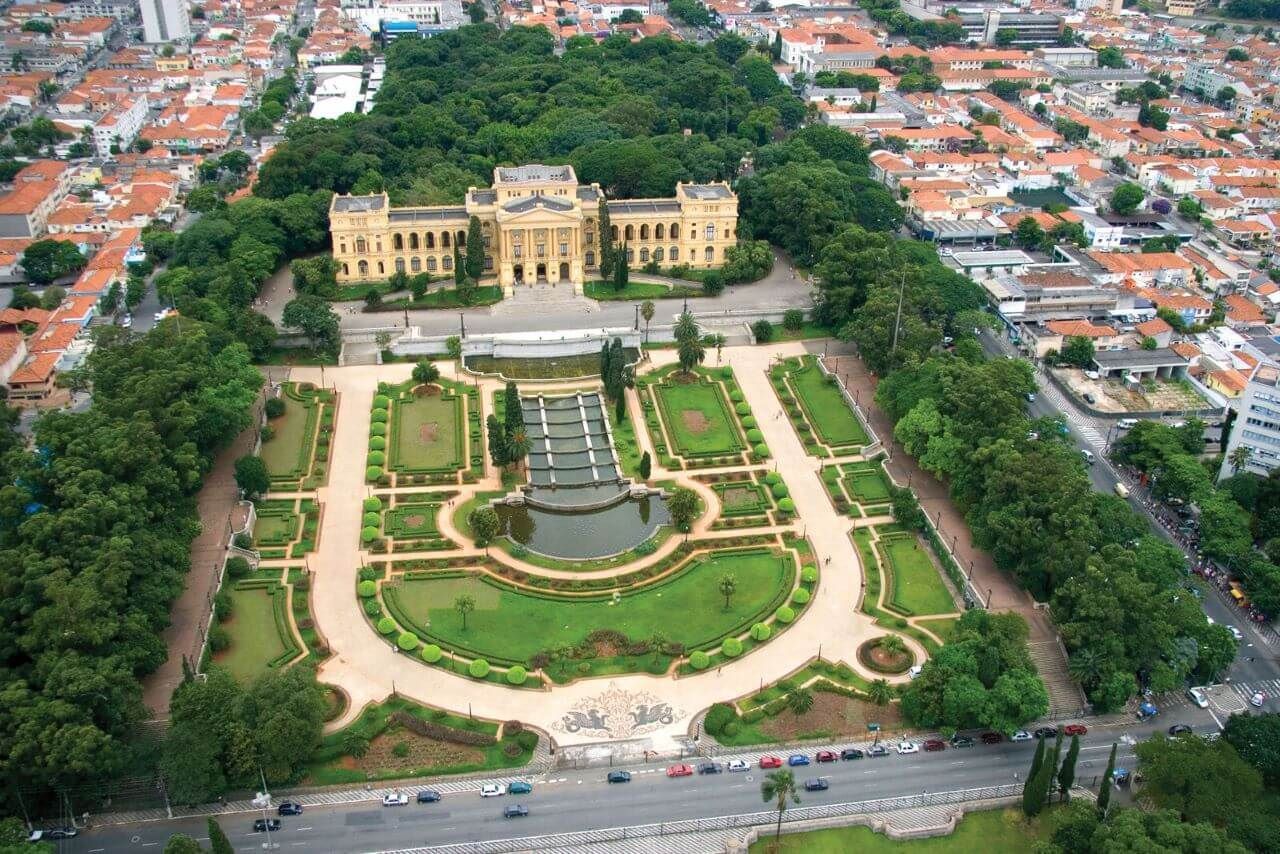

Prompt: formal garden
[
  {"left": 251, "top": 497, "right": 322, "bottom": 560},
  {"left": 367, "top": 376, "right": 482, "bottom": 486},
  {"left": 770, "top": 355, "right": 870, "bottom": 456},
  {"left": 820, "top": 459, "right": 895, "bottom": 518},
  {"left": 695, "top": 469, "right": 797, "bottom": 529},
  {"left": 259, "top": 382, "right": 336, "bottom": 490},
  {"left": 639, "top": 365, "right": 764, "bottom": 468},
  {"left": 209, "top": 571, "right": 305, "bottom": 684}
]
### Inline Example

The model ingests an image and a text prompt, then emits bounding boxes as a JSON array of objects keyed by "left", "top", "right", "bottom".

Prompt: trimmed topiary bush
[
  {"left": 370, "top": 422, "right": 386, "bottom": 437},
  {"left": 763, "top": 472, "right": 781, "bottom": 485},
  {"left": 369, "top": 436, "right": 386, "bottom": 451},
  {"left": 366, "top": 466, "right": 383, "bottom": 482},
  {"left": 746, "top": 428, "right": 764, "bottom": 443},
  {"left": 720, "top": 367, "right": 732, "bottom": 378},
  {"left": 377, "top": 617, "right": 396, "bottom": 635},
  {"left": 689, "top": 650, "right": 711, "bottom": 670},
  {"left": 750, "top": 622, "right": 772, "bottom": 641},
  {"left": 735, "top": 402, "right": 750, "bottom": 416},
  {"left": 363, "top": 598, "right": 381, "bottom": 616},
  {"left": 777, "top": 497, "right": 795, "bottom": 514},
  {"left": 373, "top": 394, "right": 390, "bottom": 409},
  {"left": 357, "top": 580, "right": 377, "bottom": 597},
  {"left": 363, "top": 497, "right": 382, "bottom": 512},
  {"left": 792, "top": 587, "right": 811, "bottom": 605},
  {"left": 722, "top": 637, "right": 743, "bottom": 658},
  {"left": 775, "top": 605, "right": 796, "bottom": 624},
  {"left": 368, "top": 450, "right": 385, "bottom": 466},
  {"left": 397, "top": 631, "right": 419, "bottom": 651},
  {"left": 363, "top": 511, "right": 380, "bottom": 527},
  {"left": 371, "top": 409, "right": 388, "bottom": 423},
  {"left": 801, "top": 565, "right": 818, "bottom": 583},
  {"left": 771, "top": 482, "right": 789, "bottom": 499},
  {"left": 468, "top": 658, "right": 491, "bottom": 679},
  {"left": 730, "top": 390, "right": 744, "bottom": 402},
  {"left": 361, "top": 525, "right": 379, "bottom": 542},
  {"left": 742, "top": 415, "right": 757, "bottom": 428},
  {"left": 704, "top": 702, "right": 735, "bottom": 736},
  {"left": 754, "top": 444, "right": 770, "bottom": 458},
  {"left": 421, "top": 644, "right": 443, "bottom": 663},
  {"left": 506, "top": 665, "right": 528, "bottom": 685}
]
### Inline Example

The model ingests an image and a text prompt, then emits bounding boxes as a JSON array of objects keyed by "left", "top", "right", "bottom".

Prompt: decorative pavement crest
[{"left": 552, "top": 683, "right": 684, "bottom": 739}]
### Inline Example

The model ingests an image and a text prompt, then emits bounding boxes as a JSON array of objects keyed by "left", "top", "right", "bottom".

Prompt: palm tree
[
  {"left": 1066, "top": 647, "right": 1102, "bottom": 687},
  {"left": 868, "top": 678, "right": 893, "bottom": 706},
  {"left": 507, "top": 427, "right": 532, "bottom": 470},
  {"left": 718, "top": 572, "right": 737, "bottom": 611},
  {"left": 760, "top": 770, "right": 800, "bottom": 850},
  {"left": 677, "top": 336, "right": 705, "bottom": 375},
  {"left": 673, "top": 310, "right": 699, "bottom": 345},
  {"left": 1230, "top": 444, "right": 1253, "bottom": 474},
  {"left": 787, "top": 688, "right": 814, "bottom": 716},
  {"left": 879, "top": 634, "right": 906, "bottom": 655},
  {"left": 454, "top": 594, "right": 475, "bottom": 631},
  {"left": 641, "top": 300, "right": 655, "bottom": 343},
  {"left": 648, "top": 631, "right": 668, "bottom": 663}
]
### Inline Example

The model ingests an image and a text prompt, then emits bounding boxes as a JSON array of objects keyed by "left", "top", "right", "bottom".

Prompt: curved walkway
[{"left": 298, "top": 343, "right": 914, "bottom": 750}]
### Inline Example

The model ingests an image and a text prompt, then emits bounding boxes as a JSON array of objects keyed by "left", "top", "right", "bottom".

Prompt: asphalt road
[{"left": 60, "top": 718, "right": 1207, "bottom": 854}]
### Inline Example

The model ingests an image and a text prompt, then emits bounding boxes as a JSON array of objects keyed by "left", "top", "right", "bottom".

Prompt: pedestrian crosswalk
[{"left": 1148, "top": 679, "right": 1280, "bottom": 716}]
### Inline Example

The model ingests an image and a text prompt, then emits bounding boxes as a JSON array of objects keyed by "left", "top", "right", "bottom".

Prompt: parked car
[
  {"left": 841, "top": 748, "right": 864, "bottom": 760},
  {"left": 980, "top": 732, "right": 1003, "bottom": 744},
  {"left": 950, "top": 735, "right": 975, "bottom": 748},
  {"left": 40, "top": 828, "right": 77, "bottom": 840},
  {"left": 1168, "top": 724, "right": 1193, "bottom": 736},
  {"left": 667, "top": 764, "right": 694, "bottom": 777},
  {"left": 503, "top": 805, "right": 529, "bottom": 818},
  {"left": 896, "top": 740, "right": 920, "bottom": 755},
  {"left": 253, "top": 819, "right": 282, "bottom": 832},
  {"left": 727, "top": 759, "right": 750, "bottom": 772},
  {"left": 1033, "top": 727, "right": 1058, "bottom": 739},
  {"left": 416, "top": 790, "right": 441, "bottom": 803},
  {"left": 1011, "top": 730, "right": 1033, "bottom": 742},
  {"left": 508, "top": 781, "right": 533, "bottom": 795},
  {"left": 480, "top": 784, "right": 505, "bottom": 798},
  {"left": 788, "top": 754, "right": 811, "bottom": 766},
  {"left": 923, "top": 739, "right": 946, "bottom": 752},
  {"left": 382, "top": 793, "right": 409, "bottom": 807},
  {"left": 759, "top": 756, "right": 783, "bottom": 769},
  {"left": 815, "top": 750, "right": 838, "bottom": 763},
  {"left": 277, "top": 801, "right": 303, "bottom": 815},
  {"left": 1187, "top": 686, "right": 1209, "bottom": 709},
  {"left": 1063, "top": 724, "right": 1088, "bottom": 736},
  {"left": 1026, "top": 392, "right": 1036, "bottom": 402},
  {"left": 867, "top": 744, "right": 891, "bottom": 757},
  {"left": 607, "top": 771, "right": 632, "bottom": 784},
  {"left": 803, "top": 778, "right": 829, "bottom": 792},
  {"left": 1227, "top": 625, "right": 1244, "bottom": 641}
]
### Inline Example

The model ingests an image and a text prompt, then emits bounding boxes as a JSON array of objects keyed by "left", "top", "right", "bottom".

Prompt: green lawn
[
  {"left": 466, "top": 350, "right": 638, "bottom": 380},
  {"left": 918, "top": 616, "right": 961, "bottom": 641},
  {"left": 715, "top": 482, "right": 770, "bottom": 516},
  {"left": 881, "top": 535, "right": 956, "bottom": 616},
  {"left": 789, "top": 361, "right": 868, "bottom": 447},
  {"left": 748, "top": 807, "right": 1052, "bottom": 853},
  {"left": 215, "top": 587, "right": 290, "bottom": 683},
  {"left": 391, "top": 391, "right": 463, "bottom": 472},
  {"left": 385, "top": 504, "right": 441, "bottom": 538},
  {"left": 845, "top": 467, "right": 891, "bottom": 504},
  {"left": 384, "top": 549, "right": 792, "bottom": 666},
  {"left": 254, "top": 507, "right": 299, "bottom": 546},
  {"left": 260, "top": 387, "right": 318, "bottom": 479},
  {"left": 654, "top": 375, "right": 743, "bottom": 458},
  {"left": 380, "top": 285, "right": 503, "bottom": 310},
  {"left": 584, "top": 281, "right": 700, "bottom": 301}
]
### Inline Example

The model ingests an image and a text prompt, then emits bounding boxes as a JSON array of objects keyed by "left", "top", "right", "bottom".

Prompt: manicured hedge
[
  {"left": 469, "top": 658, "right": 491, "bottom": 678},
  {"left": 775, "top": 605, "right": 795, "bottom": 623},
  {"left": 397, "top": 631, "right": 419, "bottom": 651},
  {"left": 358, "top": 580, "right": 377, "bottom": 597},
  {"left": 750, "top": 622, "right": 772, "bottom": 641},
  {"left": 377, "top": 617, "right": 396, "bottom": 635},
  {"left": 506, "top": 665, "right": 528, "bottom": 685},
  {"left": 722, "top": 637, "right": 743, "bottom": 657},
  {"left": 421, "top": 643, "right": 443, "bottom": 662},
  {"left": 689, "top": 650, "right": 710, "bottom": 669},
  {"left": 364, "top": 497, "right": 382, "bottom": 512}
]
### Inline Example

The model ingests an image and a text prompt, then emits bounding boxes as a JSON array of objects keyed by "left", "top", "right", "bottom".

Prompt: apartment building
[
  {"left": 92, "top": 94, "right": 148, "bottom": 157},
  {"left": 1220, "top": 363, "right": 1280, "bottom": 479},
  {"left": 139, "top": 0, "right": 190, "bottom": 42}
]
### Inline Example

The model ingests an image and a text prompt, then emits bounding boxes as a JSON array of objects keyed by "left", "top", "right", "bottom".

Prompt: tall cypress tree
[
  {"left": 1058, "top": 734, "right": 1080, "bottom": 802},
  {"left": 614, "top": 244, "right": 629, "bottom": 292},
  {"left": 600, "top": 341, "right": 613, "bottom": 394},
  {"left": 453, "top": 245, "right": 465, "bottom": 285},
  {"left": 504, "top": 381, "right": 522, "bottom": 437},
  {"left": 208, "top": 818, "right": 234, "bottom": 854},
  {"left": 465, "top": 215, "right": 484, "bottom": 281},
  {"left": 1097, "top": 743, "right": 1117, "bottom": 817},
  {"left": 1022, "top": 736, "right": 1045, "bottom": 816},
  {"left": 486, "top": 414, "right": 509, "bottom": 466},
  {"left": 598, "top": 198, "right": 613, "bottom": 280},
  {"left": 1042, "top": 731, "right": 1063, "bottom": 808},
  {"left": 608, "top": 337, "right": 624, "bottom": 398},
  {"left": 615, "top": 393, "right": 626, "bottom": 425}
]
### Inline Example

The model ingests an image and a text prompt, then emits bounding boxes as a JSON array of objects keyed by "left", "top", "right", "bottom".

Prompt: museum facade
[{"left": 328, "top": 165, "right": 739, "bottom": 292}]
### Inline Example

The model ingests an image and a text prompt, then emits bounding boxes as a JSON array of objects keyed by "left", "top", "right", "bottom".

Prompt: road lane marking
[{"left": 296, "top": 826, "right": 312, "bottom": 831}]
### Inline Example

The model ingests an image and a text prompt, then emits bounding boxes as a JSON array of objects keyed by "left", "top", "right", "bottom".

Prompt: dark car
[
  {"left": 841, "top": 748, "right": 864, "bottom": 760},
  {"left": 253, "top": 819, "right": 282, "bottom": 833},
  {"left": 980, "top": 732, "right": 1003, "bottom": 744},
  {"left": 697, "top": 762, "right": 722, "bottom": 775},
  {"left": 815, "top": 750, "right": 838, "bottom": 763},
  {"left": 1168, "top": 724, "right": 1193, "bottom": 736},
  {"left": 1034, "top": 727, "right": 1058, "bottom": 739},
  {"left": 43, "top": 828, "right": 77, "bottom": 840},
  {"left": 277, "top": 801, "right": 304, "bottom": 816},
  {"left": 607, "top": 770, "right": 632, "bottom": 783},
  {"left": 950, "top": 735, "right": 975, "bottom": 748},
  {"left": 416, "top": 790, "right": 442, "bottom": 803},
  {"left": 867, "top": 744, "right": 891, "bottom": 757},
  {"left": 503, "top": 805, "right": 529, "bottom": 818},
  {"left": 507, "top": 781, "right": 533, "bottom": 794},
  {"left": 803, "top": 778, "right": 829, "bottom": 792},
  {"left": 923, "top": 739, "right": 946, "bottom": 752}
]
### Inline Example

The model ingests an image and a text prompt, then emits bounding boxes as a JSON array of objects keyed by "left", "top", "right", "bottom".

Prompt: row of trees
[{"left": 486, "top": 381, "right": 531, "bottom": 470}]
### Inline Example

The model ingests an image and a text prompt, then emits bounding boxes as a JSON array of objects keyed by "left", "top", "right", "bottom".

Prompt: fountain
[{"left": 492, "top": 392, "right": 670, "bottom": 560}]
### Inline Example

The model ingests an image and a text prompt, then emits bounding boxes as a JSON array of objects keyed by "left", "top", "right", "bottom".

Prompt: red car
[
  {"left": 815, "top": 750, "right": 838, "bottom": 763},
  {"left": 980, "top": 732, "right": 1003, "bottom": 744},
  {"left": 923, "top": 739, "right": 946, "bottom": 752},
  {"left": 759, "top": 756, "right": 783, "bottom": 769},
  {"left": 666, "top": 764, "right": 694, "bottom": 778},
  {"left": 1063, "top": 724, "right": 1088, "bottom": 736}
]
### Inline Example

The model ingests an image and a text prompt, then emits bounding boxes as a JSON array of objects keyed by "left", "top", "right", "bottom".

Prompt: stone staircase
[
  {"left": 1028, "top": 640, "right": 1087, "bottom": 719},
  {"left": 494, "top": 282, "right": 596, "bottom": 315}
]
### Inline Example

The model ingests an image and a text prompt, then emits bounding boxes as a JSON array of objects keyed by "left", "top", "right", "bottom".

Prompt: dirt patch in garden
[
  {"left": 590, "top": 637, "right": 622, "bottom": 658},
  {"left": 403, "top": 514, "right": 428, "bottom": 528},
  {"left": 758, "top": 693, "right": 904, "bottom": 741},
  {"left": 419, "top": 422, "right": 440, "bottom": 443},
  {"left": 720, "top": 486, "right": 759, "bottom": 510},
  {"left": 414, "top": 384, "right": 442, "bottom": 397},
  {"left": 681, "top": 410, "right": 711, "bottom": 434},
  {"left": 357, "top": 727, "right": 485, "bottom": 774},
  {"left": 868, "top": 646, "right": 910, "bottom": 670}
]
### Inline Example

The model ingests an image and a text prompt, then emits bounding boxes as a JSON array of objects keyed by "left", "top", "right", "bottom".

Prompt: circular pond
[{"left": 493, "top": 493, "right": 670, "bottom": 560}]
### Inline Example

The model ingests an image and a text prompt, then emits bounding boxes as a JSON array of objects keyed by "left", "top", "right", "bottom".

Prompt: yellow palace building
[{"left": 328, "top": 164, "right": 739, "bottom": 294}]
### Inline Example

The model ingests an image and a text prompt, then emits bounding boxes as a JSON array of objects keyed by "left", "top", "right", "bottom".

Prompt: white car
[
  {"left": 1011, "top": 730, "right": 1033, "bottom": 742},
  {"left": 727, "top": 759, "right": 749, "bottom": 772},
  {"left": 480, "top": 784, "right": 506, "bottom": 798},
  {"left": 1251, "top": 691, "right": 1266, "bottom": 708},
  {"left": 1187, "top": 686, "right": 1209, "bottom": 709},
  {"left": 1227, "top": 625, "right": 1244, "bottom": 641},
  {"left": 381, "top": 793, "right": 408, "bottom": 806},
  {"left": 896, "top": 740, "right": 919, "bottom": 755}
]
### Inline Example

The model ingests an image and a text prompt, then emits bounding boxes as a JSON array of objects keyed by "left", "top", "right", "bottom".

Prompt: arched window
[
  {"left": 640, "top": 224, "right": 649, "bottom": 241},
  {"left": 654, "top": 247, "right": 664, "bottom": 262},
  {"left": 624, "top": 224, "right": 634, "bottom": 241},
  {"left": 395, "top": 258, "right": 405, "bottom": 273},
  {"left": 705, "top": 224, "right": 715, "bottom": 241},
  {"left": 441, "top": 255, "right": 451, "bottom": 270},
  {"left": 457, "top": 230, "right": 466, "bottom": 247},
  {"left": 704, "top": 246, "right": 714, "bottom": 262},
  {"left": 640, "top": 247, "right": 650, "bottom": 262},
  {"left": 427, "top": 257, "right": 438, "bottom": 271},
  {"left": 409, "top": 233, "right": 419, "bottom": 250},
  {"left": 410, "top": 257, "right": 421, "bottom": 272},
  {"left": 393, "top": 234, "right": 404, "bottom": 251},
  {"left": 358, "top": 260, "right": 368, "bottom": 276},
  {"left": 340, "top": 241, "right": 347, "bottom": 254},
  {"left": 484, "top": 255, "right": 493, "bottom": 270},
  {"left": 610, "top": 225, "right": 619, "bottom": 241},
  {"left": 585, "top": 250, "right": 596, "bottom": 266},
  {"left": 669, "top": 246, "right": 679, "bottom": 261},
  {"left": 426, "top": 232, "right": 436, "bottom": 249},
  {"left": 442, "top": 232, "right": 451, "bottom": 248},
  {"left": 342, "top": 262, "right": 349, "bottom": 275},
  {"left": 355, "top": 237, "right": 367, "bottom": 253},
  {"left": 670, "top": 222, "right": 680, "bottom": 239},
  {"left": 655, "top": 223, "right": 665, "bottom": 240},
  {"left": 377, "top": 261, "right": 385, "bottom": 275}
]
